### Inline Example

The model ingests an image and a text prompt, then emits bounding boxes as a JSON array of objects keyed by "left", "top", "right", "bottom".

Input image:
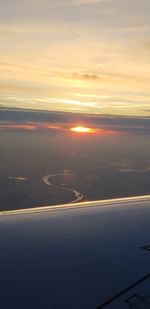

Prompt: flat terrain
[{"left": 0, "top": 130, "right": 150, "bottom": 211}]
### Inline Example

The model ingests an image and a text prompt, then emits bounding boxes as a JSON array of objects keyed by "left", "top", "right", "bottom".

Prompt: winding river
[{"left": 42, "top": 173, "right": 84, "bottom": 203}]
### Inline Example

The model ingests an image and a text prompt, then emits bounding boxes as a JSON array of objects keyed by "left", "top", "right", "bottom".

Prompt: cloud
[
  {"left": 50, "top": 97, "right": 103, "bottom": 109},
  {"left": 55, "top": 0, "right": 100, "bottom": 7},
  {"left": 143, "top": 40, "right": 150, "bottom": 50},
  {"left": 67, "top": 30, "right": 80, "bottom": 37},
  {"left": 0, "top": 109, "right": 150, "bottom": 135},
  {"left": 0, "top": 120, "right": 119, "bottom": 135},
  {"left": 52, "top": 70, "right": 150, "bottom": 89},
  {"left": 0, "top": 0, "right": 150, "bottom": 118},
  {"left": 0, "top": 123, "right": 37, "bottom": 131}
]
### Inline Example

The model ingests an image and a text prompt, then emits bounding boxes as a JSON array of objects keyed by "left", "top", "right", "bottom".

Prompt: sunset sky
[{"left": 0, "top": 0, "right": 150, "bottom": 116}]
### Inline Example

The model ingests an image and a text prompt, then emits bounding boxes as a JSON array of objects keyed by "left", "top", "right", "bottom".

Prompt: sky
[{"left": 0, "top": 0, "right": 150, "bottom": 116}]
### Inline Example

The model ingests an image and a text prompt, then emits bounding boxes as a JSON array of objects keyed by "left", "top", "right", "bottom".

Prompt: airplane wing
[{"left": 0, "top": 196, "right": 150, "bottom": 309}]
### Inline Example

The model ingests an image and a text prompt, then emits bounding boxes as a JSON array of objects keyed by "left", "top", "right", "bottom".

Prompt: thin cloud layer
[{"left": 0, "top": 109, "right": 150, "bottom": 134}]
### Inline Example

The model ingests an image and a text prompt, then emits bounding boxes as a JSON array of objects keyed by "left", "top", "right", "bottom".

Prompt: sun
[{"left": 70, "top": 126, "right": 97, "bottom": 133}]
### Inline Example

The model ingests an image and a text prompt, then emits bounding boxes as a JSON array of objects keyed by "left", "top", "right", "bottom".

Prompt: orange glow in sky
[{"left": 70, "top": 126, "right": 97, "bottom": 133}]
